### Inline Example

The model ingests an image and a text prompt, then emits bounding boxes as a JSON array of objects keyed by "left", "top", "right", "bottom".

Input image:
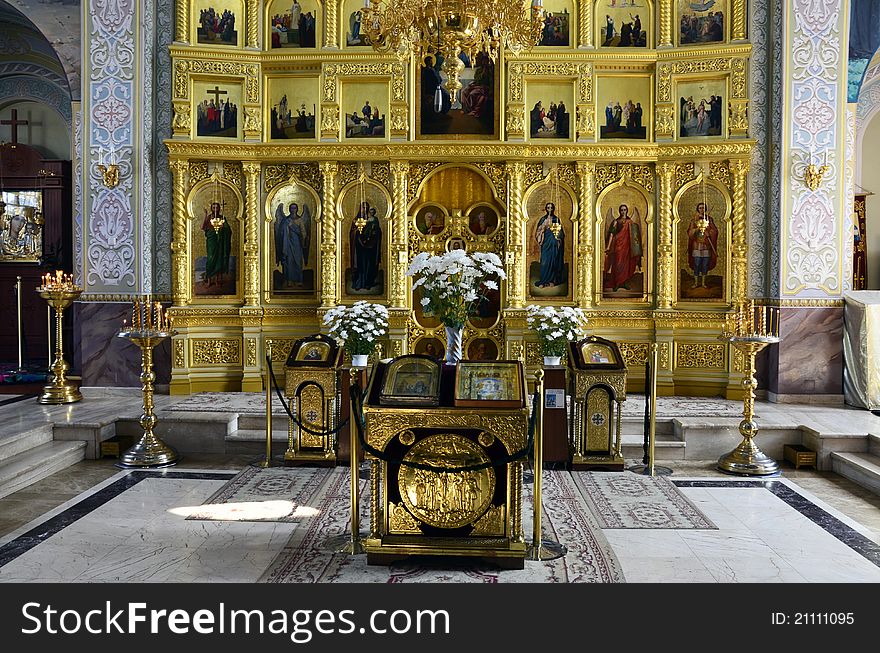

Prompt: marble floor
[{"left": 1, "top": 456, "right": 880, "bottom": 582}]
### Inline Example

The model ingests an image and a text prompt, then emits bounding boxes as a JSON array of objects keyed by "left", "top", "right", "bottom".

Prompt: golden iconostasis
[{"left": 166, "top": 0, "right": 753, "bottom": 398}]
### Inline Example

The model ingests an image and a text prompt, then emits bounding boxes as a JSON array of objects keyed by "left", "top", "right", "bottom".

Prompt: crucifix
[
  {"left": 207, "top": 86, "right": 227, "bottom": 105},
  {"left": 0, "top": 109, "right": 29, "bottom": 144}
]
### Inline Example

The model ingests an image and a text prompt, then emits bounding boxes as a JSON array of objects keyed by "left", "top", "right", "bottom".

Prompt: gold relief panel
[
  {"left": 674, "top": 162, "right": 696, "bottom": 190},
  {"left": 191, "top": 0, "right": 244, "bottom": 48},
  {"left": 264, "top": 178, "right": 321, "bottom": 302},
  {"left": 596, "top": 177, "right": 654, "bottom": 305},
  {"left": 525, "top": 341, "right": 543, "bottom": 367},
  {"left": 174, "top": 339, "right": 186, "bottom": 368},
  {"left": 595, "top": 0, "right": 653, "bottom": 48},
  {"left": 222, "top": 161, "right": 243, "bottom": 188},
  {"left": 370, "top": 161, "right": 391, "bottom": 189},
  {"left": 191, "top": 338, "right": 242, "bottom": 365},
  {"left": 472, "top": 162, "right": 508, "bottom": 202},
  {"left": 659, "top": 341, "right": 670, "bottom": 369},
  {"left": 246, "top": 338, "right": 257, "bottom": 367},
  {"left": 729, "top": 100, "right": 748, "bottom": 136},
  {"left": 523, "top": 172, "right": 577, "bottom": 302},
  {"left": 387, "top": 502, "right": 421, "bottom": 535},
  {"left": 189, "top": 160, "right": 210, "bottom": 185},
  {"left": 655, "top": 105, "right": 674, "bottom": 138},
  {"left": 187, "top": 174, "right": 245, "bottom": 303},
  {"left": 675, "top": 342, "right": 725, "bottom": 369},
  {"left": 265, "top": 337, "right": 296, "bottom": 362},
  {"left": 709, "top": 160, "right": 731, "bottom": 185},
  {"left": 337, "top": 176, "right": 392, "bottom": 301},
  {"left": 673, "top": 172, "right": 732, "bottom": 305},
  {"left": 471, "top": 505, "right": 506, "bottom": 536},
  {"left": 264, "top": 164, "right": 292, "bottom": 192},
  {"left": 265, "top": 0, "right": 321, "bottom": 50},
  {"left": 173, "top": 102, "right": 192, "bottom": 134},
  {"left": 618, "top": 341, "right": 649, "bottom": 367}
]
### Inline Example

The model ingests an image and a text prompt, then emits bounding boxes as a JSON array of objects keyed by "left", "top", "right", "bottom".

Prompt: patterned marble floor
[{"left": 1, "top": 458, "right": 879, "bottom": 583}]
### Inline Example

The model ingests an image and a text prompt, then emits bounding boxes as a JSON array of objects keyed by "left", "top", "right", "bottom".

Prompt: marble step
[
  {"left": 830, "top": 451, "right": 880, "bottom": 497},
  {"left": 621, "top": 431, "right": 685, "bottom": 460},
  {"left": 0, "top": 424, "right": 54, "bottom": 463},
  {"left": 0, "top": 440, "right": 87, "bottom": 500},
  {"left": 225, "top": 429, "right": 302, "bottom": 455},
  {"left": 869, "top": 434, "right": 880, "bottom": 457}
]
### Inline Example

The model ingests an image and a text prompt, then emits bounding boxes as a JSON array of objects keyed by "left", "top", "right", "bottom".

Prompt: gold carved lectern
[
  {"left": 283, "top": 334, "right": 343, "bottom": 465},
  {"left": 567, "top": 336, "right": 628, "bottom": 471},
  {"left": 362, "top": 356, "right": 529, "bottom": 569}
]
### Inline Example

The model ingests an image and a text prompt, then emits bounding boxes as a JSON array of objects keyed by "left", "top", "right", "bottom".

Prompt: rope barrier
[{"left": 347, "top": 381, "right": 537, "bottom": 474}]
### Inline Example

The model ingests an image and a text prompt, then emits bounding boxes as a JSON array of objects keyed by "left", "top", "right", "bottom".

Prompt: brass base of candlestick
[
  {"left": 118, "top": 434, "right": 179, "bottom": 468},
  {"left": 320, "top": 533, "right": 367, "bottom": 554},
  {"left": 38, "top": 381, "right": 82, "bottom": 405},
  {"left": 717, "top": 421, "right": 780, "bottom": 476},
  {"left": 526, "top": 540, "right": 567, "bottom": 561}
]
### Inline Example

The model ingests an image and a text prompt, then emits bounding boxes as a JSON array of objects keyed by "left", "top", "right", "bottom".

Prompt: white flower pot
[
  {"left": 351, "top": 354, "right": 369, "bottom": 367},
  {"left": 543, "top": 356, "right": 562, "bottom": 367}
]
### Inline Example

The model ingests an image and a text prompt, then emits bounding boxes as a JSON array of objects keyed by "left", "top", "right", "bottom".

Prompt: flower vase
[
  {"left": 444, "top": 325, "right": 464, "bottom": 363},
  {"left": 351, "top": 354, "right": 369, "bottom": 367},
  {"left": 543, "top": 356, "right": 562, "bottom": 367}
]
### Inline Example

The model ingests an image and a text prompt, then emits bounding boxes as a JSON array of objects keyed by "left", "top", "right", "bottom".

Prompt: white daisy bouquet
[
  {"left": 406, "top": 250, "right": 506, "bottom": 328},
  {"left": 526, "top": 305, "right": 589, "bottom": 357},
  {"left": 322, "top": 301, "right": 389, "bottom": 356}
]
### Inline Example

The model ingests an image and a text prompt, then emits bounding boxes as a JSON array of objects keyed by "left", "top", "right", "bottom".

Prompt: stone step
[
  {"left": 0, "top": 424, "right": 54, "bottom": 463},
  {"left": 117, "top": 412, "right": 238, "bottom": 454},
  {"left": 830, "top": 451, "right": 880, "bottom": 496},
  {"left": 237, "top": 413, "right": 296, "bottom": 431},
  {"left": 225, "top": 429, "right": 294, "bottom": 455},
  {"left": 869, "top": 434, "right": 880, "bottom": 457},
  {"left": 0, "top": 440, "right": 87, "bottom": 500},
  {"left": 621, "top": 431, "right": 686, "bottom": 460}
]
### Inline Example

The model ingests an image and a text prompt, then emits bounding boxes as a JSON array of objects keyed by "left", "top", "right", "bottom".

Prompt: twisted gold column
[
  {"left": 245, "top": 0, "right": 259, "bottom": 47},
  {"left": 576, "top": 161, "right": 596, "bottom": 307},
  {"left": 170, "top": 158, "right": 189, "bottom": 306},
  {"left": 659, "top": 0, "right": 673, "bottom": 47},
  {"left": 242, "top": 161, "right": 261, "bottom": 306},
  {"left": 731, "top": 0, "right": 747, "bottom": 41},
  {"left": 390, "top": 160, "right": 409, "bottom": 308},
  {"left": 320, "top": 162, "right": 339, "bottom": 308},
  {"left": 505, "top": 161, "right": 526, "bottom": 308},
  {"left": 730, "top": 159, "right": 750, "bottom": 308},
  {"left": 175, "top": 0, "right": 188, "bottom": 42},
  {"left": 657, "top": 162, "right": 676, "bottom": 308},
  {"left": 578, "top": 0, "right": 593, "bottom": 48},
  {"left": 324, "top": 0, "right": 339, "bottom": 48}
]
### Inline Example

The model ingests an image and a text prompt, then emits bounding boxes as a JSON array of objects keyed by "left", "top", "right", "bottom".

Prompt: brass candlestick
[
  {"left": 116, "top": 298, "right": 178, "bottom": 468},
  {"left": 37, "top": 271, "right": 83, "bottom": 404},
  {"left": 718, "top": 301, "right": 781, "bottom": 476}
]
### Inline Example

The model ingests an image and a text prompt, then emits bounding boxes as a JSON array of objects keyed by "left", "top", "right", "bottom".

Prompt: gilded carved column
[
  {"left": 657, "top": 163, "right": 675, "bottom": 309},
  {"left": 730, "top": 159, "right": 750, "bottom": 308},
  {"left": 578, "top": 0, "right": 593, "bottom": 48},
  {"left": 731, "top": 0, "right": 747, "bottom": 41},
  {"left": 320, "top": 162, "right": 339, "bottom": 308},
  {"left": 175, "top": 0, "right": 188, "bottom": 42},
  {"left": 245, "top": 0, "right": 258, "bottom": 48},
  {"left": 390, "top": 161, "right": 409, "bottom": 308},
  {"left": 242, "top": 161, "right": 261, "bottom": 306},
  {"left": 170, "top": 158, "right": 189, "bottom": 306},
  {"left": 659, "top": 0, "right": 673, "bottom": 48},
  {"left": 576, "top": 161, "right": 595, "bottom": 308},
  {"left": 324, "top": 0, "right": 339, "bottom": 48},
  {"left": 505, "top": 161, "right": 526, "bottom": 309}
]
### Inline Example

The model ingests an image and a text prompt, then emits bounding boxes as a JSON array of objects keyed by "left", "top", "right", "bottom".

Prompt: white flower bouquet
[
  {"left": 322, "top": 301, "right": 389, "bottom": 356},
  {"left": 526, "top": 305, "right": 588, "bottom": 357},
  {"left": 406, "top": 250, "right": 506, "bottom": 328}
]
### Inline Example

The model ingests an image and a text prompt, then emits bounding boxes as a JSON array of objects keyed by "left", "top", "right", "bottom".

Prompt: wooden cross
[
  {"left": 206, "top": 86, "right": 227, "bottom": 105},
  {"left": 0, "top": 109, "right": 28, "bottom": 144}
]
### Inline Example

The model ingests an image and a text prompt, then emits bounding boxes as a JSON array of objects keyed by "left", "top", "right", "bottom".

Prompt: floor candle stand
[
  {"left": 116, "top": 297, "right": 178, "bottom": 468},
  {"left": 36, "top": 271, "right": 83, "bottom": 404},
  {"left": 718, "top": 301, "right": 781, "bottom": 476}
]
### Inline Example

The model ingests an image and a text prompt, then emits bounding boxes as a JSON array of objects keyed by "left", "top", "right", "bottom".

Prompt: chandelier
[{"left": 363, "top": 0, "right": 544, "bottom": 105}]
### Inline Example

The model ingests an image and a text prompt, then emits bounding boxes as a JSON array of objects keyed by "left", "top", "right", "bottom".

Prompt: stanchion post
[
  {"left": 47, "top": 304, "right": 52, "bottom": 371},
  {"left": 648, "top": 343, "right": 658, "bottom": 477},
  {"left": 259, "top": 346, "right": 273, "bottom": 469},
  {"left": 527, "top": 369, "right": 567, "bottom": 561},
  {"left": 532, "top": 369, "right": 544, "bottom": 554},
  {"left": 15, "top": 276, "right": 23, "bottom": 371},
  {"left": 347, "top": 367, "right": 364, "bottom": 553}
]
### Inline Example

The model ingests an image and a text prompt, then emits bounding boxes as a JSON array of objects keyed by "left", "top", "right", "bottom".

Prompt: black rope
[
  {"left": 348, "top": 381, "right": 537, "bottom": 473},
  {"left": 642, "top": 354, "right": 652, "bottom": 465},
  {"left": 266, "top": 354, "right": 351, "bottom": 437}
]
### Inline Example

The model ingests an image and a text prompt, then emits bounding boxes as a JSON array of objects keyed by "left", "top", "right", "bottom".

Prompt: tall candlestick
[{"left": 760, "top": 305, "right": 766, "bottom": 336}]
